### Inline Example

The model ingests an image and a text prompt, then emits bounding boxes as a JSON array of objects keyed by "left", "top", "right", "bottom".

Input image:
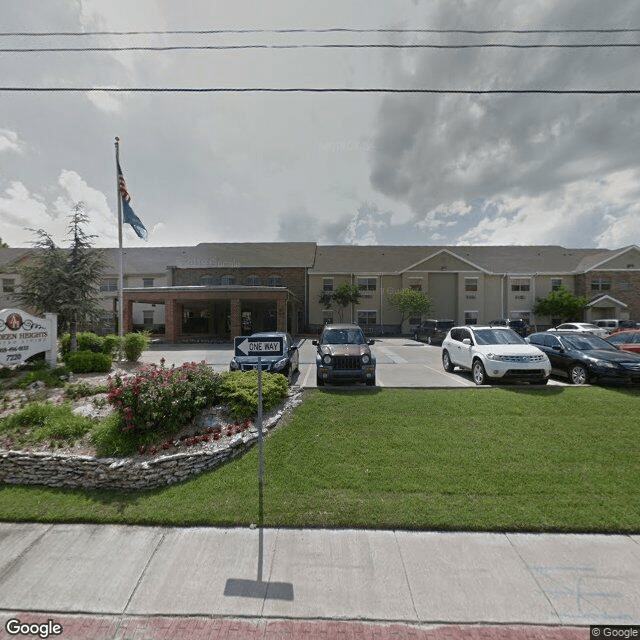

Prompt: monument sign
[{"left": 0, "top": 309, "right": 58, "bottom": 368}]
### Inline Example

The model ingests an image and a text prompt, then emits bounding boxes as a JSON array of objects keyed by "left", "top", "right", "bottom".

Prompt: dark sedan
[
  {"left": 526, "top": 331, "right": 640, "bottom": 385},
  {"left": 229, "top": 331, "right": 299, "bottom": 381}
]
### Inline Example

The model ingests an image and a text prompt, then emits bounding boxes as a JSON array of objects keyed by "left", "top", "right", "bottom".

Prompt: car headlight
[
  {"left": 361, "top": 354, "right": 370, "bottom": 364},
  {"left": 486, "top": 353, "right": 502, "bottom": 361},
  {"left": 273, "top": 358, "right": 288, "bottom": 371},
  {"left": 593, "top": 359, "right": 618, "bottom": 369},
  {"left": 322, "top": 354, "right": 332, "bottom": 365}
]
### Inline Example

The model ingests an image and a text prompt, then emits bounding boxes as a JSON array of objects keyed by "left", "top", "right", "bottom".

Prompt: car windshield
[
  {"left": 473, "top": 328, "right": 525, "bottom": 345},
  {"left": 563, "top": 334, "right": 617, "bottom": 351},
  {"left": 323, "top": 329, "right": 366, "bottom": 344}
]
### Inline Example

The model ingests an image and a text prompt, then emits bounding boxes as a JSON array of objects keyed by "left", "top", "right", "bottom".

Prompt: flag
[{"left": 117, "top": 161, "right": 148, "bottom": 241}]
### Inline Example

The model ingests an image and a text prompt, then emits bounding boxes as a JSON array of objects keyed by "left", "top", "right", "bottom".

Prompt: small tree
[
  {"left": 387, "top": 288, "right": 432, "bottom": 327},
  {"left": 331, "top": 282, "right": 361, "bottom": 322},
  {"left": 318, "top": 283, "right": 361, "bottom": 322},
  {"left": 18, "top": 203, "right": 106, "bottom": 351},
  {"left": 533, "top": 286, "right": 588, "bottom": 323}
]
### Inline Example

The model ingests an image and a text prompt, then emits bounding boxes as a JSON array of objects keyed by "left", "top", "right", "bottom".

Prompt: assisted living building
[{"left": 1, "top": 242, "right": 639, "bottom": 342}]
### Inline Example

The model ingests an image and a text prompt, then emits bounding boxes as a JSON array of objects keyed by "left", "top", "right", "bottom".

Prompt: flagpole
[{"left": 115, "top": 137, "right": 124, "bottom": 345}]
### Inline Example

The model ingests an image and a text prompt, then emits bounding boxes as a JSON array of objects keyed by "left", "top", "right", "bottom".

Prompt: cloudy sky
[{"left": 2, "top": 0, "right": 640, "bottom": 249}]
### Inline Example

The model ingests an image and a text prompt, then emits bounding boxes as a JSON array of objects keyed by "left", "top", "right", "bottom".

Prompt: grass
[{"left": 0, "top": 387, "right": 638, "bottom": 532}]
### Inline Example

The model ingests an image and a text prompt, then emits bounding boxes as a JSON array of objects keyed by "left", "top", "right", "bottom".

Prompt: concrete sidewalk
[{"left": 1, "top": 523, "right": 638, "bottom": 638}]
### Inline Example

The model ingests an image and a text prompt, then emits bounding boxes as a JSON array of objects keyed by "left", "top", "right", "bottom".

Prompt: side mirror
[
  {"left": 368, "top": 339, "right": 375, "bottom": 345},
  {"left": 462, "top": 338, "right": 472, "bottom": 345},
  {"left": 552, "top": 345, "right": 563, "bottom": 352},
  {"left": 290, "top": 345, "right": 298, "bottom": 352},
  {"left": 312, "top": 340, "right": 318, "bottom": 346}
]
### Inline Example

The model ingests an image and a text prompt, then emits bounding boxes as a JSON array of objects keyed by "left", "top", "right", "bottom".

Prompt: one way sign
[{"left": 234, "top": 336, "right": 284, "bottom": 357}]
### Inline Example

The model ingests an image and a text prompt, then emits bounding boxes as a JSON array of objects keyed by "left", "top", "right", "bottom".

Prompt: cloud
[
  {"left": 369, "top": 0, "right": 640, "bottom": 246},
  {"left": 0, "top": 129, "right": 24, "bottom": 154}
]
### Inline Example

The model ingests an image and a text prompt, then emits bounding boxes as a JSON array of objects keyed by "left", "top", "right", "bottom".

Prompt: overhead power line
[
  {"left": 3, "top": 42, "right": 640, "bottom": 53},
  {"left": 1, "top": 86, "right": 639, "bottom": 94},
  {"left": 1, "top": 27, "right": 639, "bottom": 36}
]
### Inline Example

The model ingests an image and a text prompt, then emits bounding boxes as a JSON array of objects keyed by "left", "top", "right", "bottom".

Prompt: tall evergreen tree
[{"left": 18, "top": 203, "right": 106, "bottom": 351}]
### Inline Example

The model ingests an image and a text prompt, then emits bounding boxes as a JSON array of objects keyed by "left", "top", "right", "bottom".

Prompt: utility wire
[
  {"left": 2, "top": 42, "right": 640, "bottom": 53},
  {"left": 1, "top": 27, "right": 640, "bottom": 36},
  {"left": 1, "top": 87, "right": 639, "bottom": 94}
]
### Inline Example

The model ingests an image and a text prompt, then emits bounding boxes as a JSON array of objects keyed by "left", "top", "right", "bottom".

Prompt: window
[
  {"left": 221, "top": 275, "right": 235, "bottom": 286},
  {"left": 618, "top": 281, "right": 630, "bottom": 291},
  {"left": 245, "top": 275, "right": 261, "bottom": 286},
  {"left": 2, "top": 278, "right": 15, "bottom": 293},
  {"left": 357, "top": 310, "right": 377, "bottom": 325},
  {"left": 511, "top": 278, "right": 530, "bottom": 292},
  {"left": 464, "top": 310, "right": 479, "bottom": 325},
  {"left": 100, "top": 278, "right": 117, "bottom": 292},
  {"left": 143, "top": 278, "right": 154, "bottom": 288},
  {"left": 591, "top": 278, "right": 611, "bottom": 292},
  {"left": 357, "top": 277, "right": 377, "bottom": 291},
  {"left": 143, "top": 310, "right": 154, "bottom": 326},
  {"left": 267, "top": 275, "right": 283, "bottom": 287},
  {"left": 322, "top": 310, "right": 333, "bottom": 324},
  {"left": 551, "top": 279, "right": 563, "bottom": 291},
  {"left": 464, "top": 278, "right": 478, "bottom": 292},
  {"left": 322, "top": 278, "right": 334, "bottom": 292},
  {"left": 408, "top": 278, "right": 422, "bottom": 291}
]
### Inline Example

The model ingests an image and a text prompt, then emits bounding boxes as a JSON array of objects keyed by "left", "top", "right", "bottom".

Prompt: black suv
[
  {"left": 312, "top": 323, "right": 376, "bottom": 386},
  {"left": 489, "top": 318, "right": 529, "bottom": 338},
  {"left": 413, "top": 319, "right": 454, "bottom": 345}
]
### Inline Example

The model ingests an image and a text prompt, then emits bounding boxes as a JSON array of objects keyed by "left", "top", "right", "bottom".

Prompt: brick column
[
  {"left": 230, "top": 298, "right": 241, "bottom": 338},
  {"left": 277, "top": 296, "right": 287, "bottom": 332},
  {"left": 165, "top": 298, "right": 179, "bottom": 343},
  {"left": 123, "top": 298, "right": 134, "bottom": 334}
]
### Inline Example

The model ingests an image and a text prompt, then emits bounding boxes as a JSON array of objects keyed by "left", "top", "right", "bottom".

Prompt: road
[{"left": 140, "top": 337, "right": 569, "bottom": 388}]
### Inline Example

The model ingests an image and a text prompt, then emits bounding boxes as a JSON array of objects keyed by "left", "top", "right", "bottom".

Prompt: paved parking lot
[{"left": 140, "top": 337, "right": 568, "bottom": 388}]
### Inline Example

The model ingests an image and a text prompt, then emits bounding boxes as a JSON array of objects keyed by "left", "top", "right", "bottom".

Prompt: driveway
[{"left": 140, "top": 338, "right": 568, "bottom": 388}]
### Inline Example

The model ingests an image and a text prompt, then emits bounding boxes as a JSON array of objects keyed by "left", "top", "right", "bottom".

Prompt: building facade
[{"left": 2, "top": 243, "right": 640, "bottom": 341}]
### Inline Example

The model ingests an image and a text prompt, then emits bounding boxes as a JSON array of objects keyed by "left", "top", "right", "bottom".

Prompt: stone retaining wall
[{"left": 0, "top": 392, "right": 302, "bottom": 492}]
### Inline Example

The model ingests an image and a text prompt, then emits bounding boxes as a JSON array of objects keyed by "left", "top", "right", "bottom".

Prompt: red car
[{"left": 606, "top": 329, "right": 640, "bottom": 354}]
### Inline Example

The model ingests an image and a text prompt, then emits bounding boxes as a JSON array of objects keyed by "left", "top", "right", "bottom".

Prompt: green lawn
[{"left": 0, "top": 387, "right": 638, "bottom": 532}]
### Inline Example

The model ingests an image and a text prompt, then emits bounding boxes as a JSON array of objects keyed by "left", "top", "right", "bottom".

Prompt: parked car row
[
  {"left": 228, "top": 322, "right": 640, "bottom": 389},
  {"left": 439, "top": 323, "right": 640, "bottom": 386}
]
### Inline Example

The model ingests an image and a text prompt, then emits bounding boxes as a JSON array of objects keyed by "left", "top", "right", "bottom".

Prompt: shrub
[
  {"left": 60, "top": 332, "right": 104, "bottom": 355},
  {"left": 123, "top": 331, "right": 150, "bottom": 362},
  {"left": 101, "top": 334, "right": 122, "bottom": 356},
  {"left": 64, "top": 350, "right": 112, "bottom": 374},
  {"left": 64, "top": 381, "right": 109, "bottom": 400},
  {"left": 106, "top": 361, "right": 220, "bottom": 438},
  {"left": 91, "top": 413, "right": 143, "bottom": 457},
  {"left": 16, "top": 365, "right": 70, "bottom": 389},
  {"left": 218, "top": 370, "right": 289, "bottom": 420},
  {"left": 0, "top": 402, "right": 94, "bottom": 447}
]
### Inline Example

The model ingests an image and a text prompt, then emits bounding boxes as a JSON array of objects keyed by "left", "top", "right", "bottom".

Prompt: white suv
[{"left": 442, "top": 326, "right": 551, "bottom": 385}]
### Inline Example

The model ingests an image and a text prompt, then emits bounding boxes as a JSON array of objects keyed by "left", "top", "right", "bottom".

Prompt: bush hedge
[
  {"left": 218, "top": 370, "right": 289, "bottom": 419},
  {"left": 63, "top": 350, "right": 112, "bottom": 374},
  {"left": 107, "top": 361, "right": 220, "bottom": 439}
]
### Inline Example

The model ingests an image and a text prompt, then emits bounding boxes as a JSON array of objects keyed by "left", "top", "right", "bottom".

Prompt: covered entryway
[{"left": 123, "top": 286, "right": 301, "bottom": 343}]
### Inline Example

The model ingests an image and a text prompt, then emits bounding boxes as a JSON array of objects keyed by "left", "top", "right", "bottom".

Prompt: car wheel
[
  {"left": 472, "top": 359, "right": 488, "bottom": 385},
  {"left": 427, "top": 336, "right": 432, "bottom": 345},
  {"left": 442, "top": 350, "right": 454, "bottom": 373},
  {"left": 413, "top": 332, "right": 419, "bottom": 341},
  {"left": 568, "top": 364, "right": 588, "bottom": 385}
]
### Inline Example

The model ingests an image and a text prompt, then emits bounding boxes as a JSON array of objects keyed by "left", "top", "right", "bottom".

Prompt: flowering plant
[{"left": 107, "top": 361, "right": 220, "bottom": 437}]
